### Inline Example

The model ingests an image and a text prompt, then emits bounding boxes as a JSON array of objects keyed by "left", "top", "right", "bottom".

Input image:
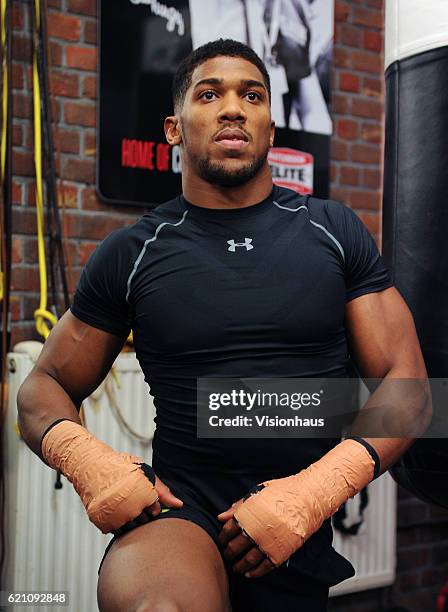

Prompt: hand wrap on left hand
[{"left": 233, "top": 438, "right": 375, "bottom": 566}]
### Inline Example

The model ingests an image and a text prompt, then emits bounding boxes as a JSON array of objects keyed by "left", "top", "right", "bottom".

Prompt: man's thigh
[{"left": 97, "top": 518, "right": 231, "bottom": 612}]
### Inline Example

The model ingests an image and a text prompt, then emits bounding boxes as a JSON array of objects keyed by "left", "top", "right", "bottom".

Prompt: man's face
[{"left": 174, "top": 56, "right": 274, "bottom": 188}]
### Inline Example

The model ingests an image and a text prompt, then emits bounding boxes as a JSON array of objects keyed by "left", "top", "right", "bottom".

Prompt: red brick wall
[{"left": 9, "top": 1, "right": 448, "bottom": 610}]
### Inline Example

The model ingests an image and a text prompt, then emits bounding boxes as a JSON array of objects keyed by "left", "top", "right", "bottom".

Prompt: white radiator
[{"left": 2, "top": 353, "right": 396, "bottom": 611}]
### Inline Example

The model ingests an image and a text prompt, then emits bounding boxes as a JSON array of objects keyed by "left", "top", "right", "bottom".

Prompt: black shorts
[{"left": 97, "top": 466, "right": 342, "bottom": 612}]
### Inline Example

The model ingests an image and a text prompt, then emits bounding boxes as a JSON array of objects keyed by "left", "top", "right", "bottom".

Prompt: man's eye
[
  {"left": 200, "top": 91, "right": 217, "bottom": 101},
  {"left": 246, "top": 92, "right": 261, "bottom": 101}
]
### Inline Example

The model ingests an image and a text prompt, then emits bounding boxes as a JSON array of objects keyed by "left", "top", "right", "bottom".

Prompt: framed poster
[{"left": 98, "top": 0, "right": 333, "bottom": 207}]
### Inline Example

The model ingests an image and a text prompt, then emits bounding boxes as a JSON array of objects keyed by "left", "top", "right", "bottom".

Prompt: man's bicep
[
  {"left": 345, "top": 287, "right": 426, "bottom": 379},
  {"left": 34, "top": 310, "right": 127, "bottom": 404}
]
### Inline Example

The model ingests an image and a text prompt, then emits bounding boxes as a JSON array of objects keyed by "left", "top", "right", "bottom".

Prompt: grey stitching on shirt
[
  {"left": 125, "top": 209, "right": 189, "bottom": 303},
  {"left": 273, "top": 199, "right": 345, "bottom": 262}
]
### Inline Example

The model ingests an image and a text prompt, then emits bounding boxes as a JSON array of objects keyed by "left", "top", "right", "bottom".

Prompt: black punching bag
[{"left": 383, "top": 0, "right": 448, "bottom": 507}]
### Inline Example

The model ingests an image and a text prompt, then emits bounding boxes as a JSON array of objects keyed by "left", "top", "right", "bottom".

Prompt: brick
[
  {"left": 13, "top": 92, "right": 32, "bottom": 119},
  {"left": 361, "top": 123, "right": 382, "bottom": 144},
  {"left": 334, "top": 47, "right": 351, "bottom": 69},
  {"left": 12, "top": 237, "right": 23, "bottom": 264},
  {"left": 332, "top": 94, "right": 349, "bottom": 115},
  {"left": 10, "top": 295, "right": 21, "bottom": 322},
  {"left": 362, "top": 76, "right": 382, "bottom": 98},
  {"left": 330, "top": 164, "right": 337, "bottom": 183},
  {"left": 395, "top": 571, "right": 420, "bottom": 593},
  {"left": 356, "top": 211, "right": 380, "bottom": 236},
  {"left": 11, "top": 267, "right": 40, "bottom": 292},
  {"left": 65, "top": 213, "right": 125, "bottom": 240},
  {"left": 47, "top": 13, "right": 81, "bottom": 41},
  {"left": 63, "top": 159, "right": 95, "bottom": 184},
  {"left": 11, "top": 323, "right": 41, "bottom": 346},
  {"left": 367, "top": 0, "right": 383, "bottom": 8},
  {"left": 79, "top": 241, "right": 98, "bottom": 265},
  {"left": 82, "top": 187, "right": 100, "bottom": 211},
  {"left": 352, "top": 50, "right": 382, "bottom": 73},
  {"left": 340, "top": 72, "right": 360, "bottom": 93},
  {"left": 396, "top": 528, "right": 419, "bottom": 547},
  {"left": 64, "top": 102, "right": 96, "bottom": 127},
  {"left": 13, "top": 151, "right": 34, "bottom": 177},
  {"left": 337, "top": 119, "right": 358, "bottom": 140},
  {"left": 23, "top": 237, "right": 38, "bottom": 264},
  {"left": 352, "top": 144, "right": 381, "bottom": 164},
  {"left": 340, "top": 24, "right": 361, "bottom": 48},
  {"left": 68, "top": 0, "right": 97, "bottom": 17},
  {"left": 331, "top": 139, "right": 349, "bottom": 161},
  {"left": 58, "top": 184, "right": 80, "bottom": 208},
  {"left": 84, "top": 20, "right": 97, "bottom": 44},
  {"left": 54, "top": 129, "right": 80, "bottom": 154},
  {"left": 13, "top": 125, "right": 23, "bottom": 147},
  {"left": 12, "top": 3, "right": 25, "bottom": 29},
  {"left": 340, "top": 167, "right": 359, "bottom": 186},
  {"left": 83, "top": 75, "right": 97, "bottom": 99},
  {"left": 12, "top": 35, "right": 32, "bottom": 62},
  {"left": 363, "top": 31, "right": 382, "bottom": 53},
  {"left": 12, "top": 183, "right": 23, "bottom": 205},
  {"left": 350, "top": 190, "right": 381, "bottom": 210},
  {"left": 66, "top": 46, "right": 97, "bottom": 71},
  {"left": 335, "top": 1, "right": 350, "bottom": 22},
  {"left": 49, "top": 72, "right": 79, "bottom": 98},
  {"left": 12, "top": 63, "right": 24, "bottom": 89},
  {"left": 421, "top": 565, "right": 448, "bottom": 587},
  {"left": 330, "top": 187, "right": 352, "bottom": 205},
  {"left": 47, "top": 0, "right": 62, "bottom": 7},
  {"left": 84, "top": 132, "right": 96, "bottom": 156},
  {"left": 48, "top": 41, "right": 63, "bottom": 66},
  {"left": 353, "top": 7, "right": 383, "bottom": 29},
  {"left": 362, "top": 168, "right": 382, "bottom": 189}
]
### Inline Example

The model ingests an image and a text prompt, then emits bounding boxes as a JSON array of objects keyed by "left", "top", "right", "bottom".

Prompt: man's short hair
[{"left": 172, "top": 39, "right": 271, "bottom": 112}]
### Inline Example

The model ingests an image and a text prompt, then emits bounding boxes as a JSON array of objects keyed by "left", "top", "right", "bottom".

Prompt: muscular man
[{"left": 18, "top": 39, "right": 428, "bottom": 611}]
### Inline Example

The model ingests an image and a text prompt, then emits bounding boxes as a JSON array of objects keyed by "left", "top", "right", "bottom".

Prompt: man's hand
[
  {"left": 149, "top": 474, "right": 184, "bottom": 517},
  {"left": 217, "top": 499, "right": 275, "bottom": 578}
]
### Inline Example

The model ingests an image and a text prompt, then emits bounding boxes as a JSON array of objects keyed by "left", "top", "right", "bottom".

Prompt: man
[{"left": 18, "top": 39, "right": 428, "bottom": 611}]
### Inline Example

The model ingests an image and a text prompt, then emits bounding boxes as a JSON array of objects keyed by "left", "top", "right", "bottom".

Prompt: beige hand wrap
[
  {"left": 233, "top": 439, "right": 375, "bottom": 566},
  {"left": 41, "top": 420, "right": 159, "bottom": 533}
]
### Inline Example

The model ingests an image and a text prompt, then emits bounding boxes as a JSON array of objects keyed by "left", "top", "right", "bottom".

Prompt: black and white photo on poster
[{"left": 98, "top": 0, "right": 333, "bottom": 206}]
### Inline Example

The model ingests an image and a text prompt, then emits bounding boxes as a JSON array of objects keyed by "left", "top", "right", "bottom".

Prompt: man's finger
[
  {"left": 222, "top": 532, "right": 253, "bottom": 562},
  {"left": 218, "top": 518, "right": 241, "bottom": 547},
  {"left": 232, "top": 547, "right": 265, "bottom": 573},
  {"left": 245, "top": 558, "right": 276, "bottom": 579},
  {"left": 217, "top": 498, "right": 243, "bottom": 521}
]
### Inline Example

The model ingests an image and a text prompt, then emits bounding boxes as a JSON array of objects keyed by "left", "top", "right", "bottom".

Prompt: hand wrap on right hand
[{"left": 41, "top": 419, "right": 159, "bottom": 533}]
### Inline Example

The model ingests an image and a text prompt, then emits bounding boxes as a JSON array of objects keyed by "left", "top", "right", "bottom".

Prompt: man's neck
[{"left": 182, "top": 165, "right": 274, "bottom": 210}]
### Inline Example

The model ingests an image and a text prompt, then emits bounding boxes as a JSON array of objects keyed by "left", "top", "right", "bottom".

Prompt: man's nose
[{"left": 217, "top": 93, "right": 247, "bottom": 123}]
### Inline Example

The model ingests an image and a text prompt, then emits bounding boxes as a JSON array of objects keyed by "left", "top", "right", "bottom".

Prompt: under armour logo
[{"left": 227, "top": 238, "right": 254, "bottom": 252}]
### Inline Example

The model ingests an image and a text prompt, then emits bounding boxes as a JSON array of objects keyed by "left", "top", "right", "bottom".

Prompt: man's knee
[
  {"left": 98, "top": 589, "right": 181, "bottom": 612},
  {"left": 134, "top": 595, "right": 182, "bottom": 612}
]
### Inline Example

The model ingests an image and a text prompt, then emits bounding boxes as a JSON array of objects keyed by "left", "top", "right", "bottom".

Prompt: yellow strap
[{"left": 32, "top": 0, "right": 56, "bottom": 339}]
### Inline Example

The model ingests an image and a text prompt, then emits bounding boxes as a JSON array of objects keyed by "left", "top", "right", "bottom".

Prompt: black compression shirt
[{"left": 72, "top": 185, "right": 392, "bottom": 476}]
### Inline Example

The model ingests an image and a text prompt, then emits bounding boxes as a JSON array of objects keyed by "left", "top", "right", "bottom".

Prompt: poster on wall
[{"left": 98, "top": 0, "right": 333, "bottom": 207}]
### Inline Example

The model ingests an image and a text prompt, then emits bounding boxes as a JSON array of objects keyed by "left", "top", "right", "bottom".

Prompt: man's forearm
[
  {"left": 351, "top": 366, "right": 432, "bottom": 474},
  {"left": 17, "top": 369, "right": 82, "bottom": 461}
]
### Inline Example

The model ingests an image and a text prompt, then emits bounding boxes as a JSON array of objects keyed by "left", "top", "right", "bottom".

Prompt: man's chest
[{"left": 130, "top": 219, "right": 347, "bottom": 355}]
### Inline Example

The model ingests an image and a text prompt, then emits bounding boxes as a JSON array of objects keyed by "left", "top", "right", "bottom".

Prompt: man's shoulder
[
  {"left": 274, "top": 186, "right": 348, "bottom": 221},
  {"left": 105, "top": 195, "right": 186, "bottom": 246}
]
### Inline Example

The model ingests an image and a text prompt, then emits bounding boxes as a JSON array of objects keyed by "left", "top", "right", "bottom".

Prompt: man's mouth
[{"left": 214, "top": 128, "right": 250, "bottom": 151}]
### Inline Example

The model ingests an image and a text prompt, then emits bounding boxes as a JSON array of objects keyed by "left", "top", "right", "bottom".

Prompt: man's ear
[
  {"left": 270, "top": 120, "right": 275, "bottom": 148},
  {"left": 164, "top": 116, "right": 182, "bottom": 145}
]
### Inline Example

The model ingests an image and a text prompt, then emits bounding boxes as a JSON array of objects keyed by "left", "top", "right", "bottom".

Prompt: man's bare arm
[
  {"left": 346, "top": 286, "right": 430, "bottom": 472},
  {"left": 17, "top": 310, "right": 126, "bottom": 461}
]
